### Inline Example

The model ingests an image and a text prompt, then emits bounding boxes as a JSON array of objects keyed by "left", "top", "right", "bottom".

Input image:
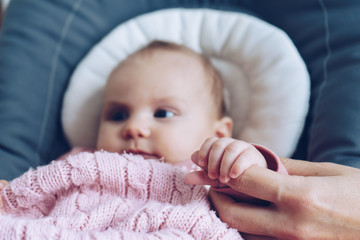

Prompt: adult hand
[{"left": 192, "top": 158, "right": 360, "bottom": 239}]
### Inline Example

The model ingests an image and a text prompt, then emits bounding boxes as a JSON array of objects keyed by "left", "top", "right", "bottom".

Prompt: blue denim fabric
[{"left": 0, "top": 0, "right": 359, "bottom": 180}]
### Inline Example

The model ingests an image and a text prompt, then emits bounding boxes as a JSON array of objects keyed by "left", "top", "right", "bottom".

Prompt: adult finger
[
  {"left": 209, "top": 189, "right": 278, "bottom": 236},
  {"left": 280, "top": 157, "right": 344, "bottom": 176},
  {"left": 184, "top": 171, "right": 222, "bottom": 187},
  {"left": 226, "top": 165, "right": 288, "bottom": 203}
]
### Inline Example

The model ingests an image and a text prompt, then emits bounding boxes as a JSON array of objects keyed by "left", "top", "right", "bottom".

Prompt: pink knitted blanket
[{"left": 0, "top": 151, "right": 242, "bottom": 239}]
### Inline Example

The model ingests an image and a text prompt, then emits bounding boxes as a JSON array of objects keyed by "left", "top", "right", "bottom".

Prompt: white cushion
[{"left": 62, "top": 8, "right": 310, "bottom": 157}]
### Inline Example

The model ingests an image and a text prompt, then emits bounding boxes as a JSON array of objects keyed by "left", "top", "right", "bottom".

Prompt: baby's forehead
[
  {"left": 113, "top": 48, "right": 211, "bottom": 82},
  {"left": 132, "top": 46, "right": 205, "bottom": 65},
  {"left": 106, "top": 46, "right": 218, "bottom": 107}
]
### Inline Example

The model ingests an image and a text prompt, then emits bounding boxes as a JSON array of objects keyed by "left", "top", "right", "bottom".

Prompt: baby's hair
[{"left": 130, "top": 40, "right": 228, "bottom": 118}]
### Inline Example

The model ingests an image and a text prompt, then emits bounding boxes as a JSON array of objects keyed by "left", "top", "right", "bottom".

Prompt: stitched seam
[
  {"left": 315, "top": 0, "right": 332, "bottom": 114},
  {"left": 36, "top": 0, "right": 84, "bottom": 162}
]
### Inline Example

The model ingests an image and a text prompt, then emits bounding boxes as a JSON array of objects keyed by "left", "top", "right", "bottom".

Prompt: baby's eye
[
  {"left": 107, "top": 109, "right": 129, "bottom": 122},
  {"left": 154, "top": 109, "right": 175, "bottom": 118}
]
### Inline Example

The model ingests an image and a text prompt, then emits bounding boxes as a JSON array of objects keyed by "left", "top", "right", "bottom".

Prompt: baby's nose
[{"left": 122, "top": 120, "right": 151, "bottom": 139}]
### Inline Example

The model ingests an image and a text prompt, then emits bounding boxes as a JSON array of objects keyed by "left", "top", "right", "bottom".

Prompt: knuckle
[
  {"left": 205, "top": 137, "right": 217, "bottom": 144},
  {"left": 200, "top": 137, "right": 217, "bottom": 153},
  {"left": 230, "top": 173, "right": 251, "bottom": 192},
  {"left": 235, "top": 149, "right": 254, "bottom": 165},
  {"left": 212, "top": 141, "right": 226, "bottom": 151},
  {"left": 225, "top": 142, "right": 240, "bottom": 153},
  {"left": 278, "top": 179, "right": 317, "bottom": 210},
  {"left": 294, "top": 187, "right": 318, "bottom": 211},
  {"left": 275, "top": 213, "right": 316, "bottom": 240},
  {"left": 272, "top": 180, "right": 325, "bottom": 240}
]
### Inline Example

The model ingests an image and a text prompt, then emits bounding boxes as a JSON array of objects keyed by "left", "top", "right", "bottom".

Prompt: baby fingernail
[
  {"left": 230, "top": 170, "right": 242, "bottom": 178},
  {"left": 198, "top": 159, "right": 205, "bottom": 166},
  {"left": 220, "top": 175, "right": 229, "bottom": 183},
  {"left": 209, "top": 172, "right": 217, "bottom": 179}
]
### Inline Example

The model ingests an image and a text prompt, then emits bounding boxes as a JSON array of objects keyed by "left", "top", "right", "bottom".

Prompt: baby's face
[{"left": 96, "top": 50, "right": 230, "bottom": 164}]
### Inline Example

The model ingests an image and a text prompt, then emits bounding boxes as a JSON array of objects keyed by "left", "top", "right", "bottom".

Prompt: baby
[
  {"left": 0, "top": 40, "right": 279, "bottom": 195},
  {"left": 0, "top": 40, "right": 284, "bottom": 239},
  {"left": 95, "top": 40, "right": 270, "bottom": 184}
]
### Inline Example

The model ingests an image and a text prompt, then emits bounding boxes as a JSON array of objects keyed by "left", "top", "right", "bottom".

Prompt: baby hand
[{"left": 192, "top": 137, "right": 267, "bottom": 184}]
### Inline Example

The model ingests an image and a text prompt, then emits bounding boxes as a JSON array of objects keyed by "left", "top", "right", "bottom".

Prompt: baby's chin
[
  {"left": 140, "top": 154, "right": 182, "bottom": 165},
  {"left": 136, "top": 154, "right": 200, "bottom": 172},
  {"left": 123, "top": 152, "right": 196, "bottom": 170}
]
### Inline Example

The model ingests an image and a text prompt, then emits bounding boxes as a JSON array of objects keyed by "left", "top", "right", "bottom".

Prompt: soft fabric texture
[
  {"left": 2, "top": 0, "right": 360, "bottom": 181},
  {"left": 62, "top": 8, "right": 309, "bottom": 158},
  {"left": 0, "top": 152, "right": 242, "bottom": 239}
]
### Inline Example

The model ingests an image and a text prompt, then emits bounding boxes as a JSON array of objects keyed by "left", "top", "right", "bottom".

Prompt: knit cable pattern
[{"left": 0, "top": 151, "right": 242, "bottom": 239}]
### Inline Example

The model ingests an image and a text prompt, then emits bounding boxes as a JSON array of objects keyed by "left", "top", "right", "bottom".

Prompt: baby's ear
[{"left": 215, "top": 116, "right": 233, "bottom": 138}]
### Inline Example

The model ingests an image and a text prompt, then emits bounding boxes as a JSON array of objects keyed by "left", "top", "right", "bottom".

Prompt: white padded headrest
[{"left": 62, "top": 8, "right": 309, "bottom": 157}]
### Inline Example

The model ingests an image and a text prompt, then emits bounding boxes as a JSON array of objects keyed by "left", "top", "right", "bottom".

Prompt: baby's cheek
[
  {"left": 96, "top": 136, "right": 117, "bottom": 152},
  {"left": 161, "top": 136, "right": 191, "bottom": 160}
]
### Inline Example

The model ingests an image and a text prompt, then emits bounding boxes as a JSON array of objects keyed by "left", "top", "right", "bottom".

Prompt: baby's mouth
[{"left": 125, "top": 150, "right": 161, "bottom": 160}]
